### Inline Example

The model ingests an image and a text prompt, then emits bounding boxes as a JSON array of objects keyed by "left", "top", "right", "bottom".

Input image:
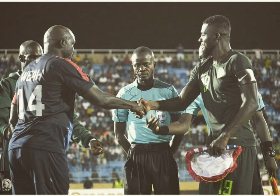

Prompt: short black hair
[{"left": 203, "top": 15, "right": 231, "bottom": 35}]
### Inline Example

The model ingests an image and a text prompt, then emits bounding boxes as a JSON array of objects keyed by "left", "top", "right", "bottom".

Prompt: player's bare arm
[
  {"left": 9, "top": 103, "right": 17, "bottom": 131},
  {"left": 210, "top": 69, "right": 258, "bottom": 155},
  {"left": 251, "top": 111, "right": 278, "bottom": 177},
  {"left": 147, "top": 113, "right": 193, "bottom": 135},
  {"left": 114, "top": 122, "right": 131, "bottom": 155},
  {"left": 251, "top": 111, "right": 272, "bottom": 142},
  {"left": 141, "top": 79, "right": 200, "bottom": 112},
  {"left": 83, "top": 85, "right": 145, "bottom": 117},
  {"left": 169, "top": 113, "right": 185, "bottom": 154}
]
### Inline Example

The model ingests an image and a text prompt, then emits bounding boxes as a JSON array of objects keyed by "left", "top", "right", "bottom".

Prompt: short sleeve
[
  {"left": 111, "top": 88, "right": 129, "bottom": 122},
  {"left": 169, "top": 85, "right": 179, "bottom": 98},
  {"left": 48, "top": 58, "right": 94, "bottom": 96},
  {"left": 169, "top": 85, "right": 183, "bottom": 115},
  {"left": 184, "top": 97, "right": 201, "bottom": 116},
  {"left": 257, "top": 92, "right": 265, "bottom": 111},
  {"left": 229, "top": 53, "right": 253, "bottom": 76}
]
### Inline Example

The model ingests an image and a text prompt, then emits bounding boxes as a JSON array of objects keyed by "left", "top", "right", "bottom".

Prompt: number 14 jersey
[{"left": 9, "top": 54, "right": 94, "bottom": 153}]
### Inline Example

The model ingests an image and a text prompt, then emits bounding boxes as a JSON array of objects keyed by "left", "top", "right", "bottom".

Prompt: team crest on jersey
[{"left": 201, "top": 72, "right": 210, "bottom": 92}]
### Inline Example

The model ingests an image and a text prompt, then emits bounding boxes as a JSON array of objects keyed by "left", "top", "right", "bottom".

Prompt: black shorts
[
  {"left": 124, "top": 142, "right": 179, "bottom": 195},
  {"left": 199, "top": 146, "right": 259, "bottom": 195},
  {"left": 9, "top": 147, "right": 69, "bottom": 194},
  {"left": 0, "top": 138, "right": 12, "bottom": 194}
]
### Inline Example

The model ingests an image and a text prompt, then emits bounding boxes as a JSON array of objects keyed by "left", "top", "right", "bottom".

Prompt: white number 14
[{"left": 18, "top": 85, "right": 45, "bottom": 119}]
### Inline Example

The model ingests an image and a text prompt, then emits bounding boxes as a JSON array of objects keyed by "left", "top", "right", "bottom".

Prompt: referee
[{"left": 112, "top": 46, "right": 183, "bottom": 194}]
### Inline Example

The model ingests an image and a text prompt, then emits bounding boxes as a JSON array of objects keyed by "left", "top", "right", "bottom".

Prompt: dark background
[{"left": 0, "top": 2, "right": 279, "bottom": 49}]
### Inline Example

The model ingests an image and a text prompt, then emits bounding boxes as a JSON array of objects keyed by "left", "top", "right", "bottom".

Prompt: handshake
[
  {"left": 131, "top": 99, "right": 164, "bottom": 135},
  {"left": 131, "top": 99, "right": 153, "bottom": 118}
]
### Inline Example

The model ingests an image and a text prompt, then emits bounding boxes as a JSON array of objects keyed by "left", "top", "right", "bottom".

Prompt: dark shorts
[
  {"left": 124, "top": 142, "right": 179, "bottom": 195},
  {"left": 9, "top": 148, "right": 69, "bottom": 194},
  {"left": 199, "top": 146, "right": 261, "bottom": 195},
  {"left": 0, "top": 138, "right": 12, "bottom": 194}
]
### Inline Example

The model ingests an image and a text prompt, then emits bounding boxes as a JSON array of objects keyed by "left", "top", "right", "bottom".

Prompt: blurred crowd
[{"left": 1, "top": 49, "right": 280, "bottom": 183}]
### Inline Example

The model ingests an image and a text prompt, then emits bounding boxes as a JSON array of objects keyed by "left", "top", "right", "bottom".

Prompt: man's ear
[{"left": 60, "top": 39, "right": 68, "bottom": 48}]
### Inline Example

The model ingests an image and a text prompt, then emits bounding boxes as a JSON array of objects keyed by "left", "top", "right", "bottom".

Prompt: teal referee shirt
[{"left": 112, "top": 79, "right": 179, "bottom": 144}]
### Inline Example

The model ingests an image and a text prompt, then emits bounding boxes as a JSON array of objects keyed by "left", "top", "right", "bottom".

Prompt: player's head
[
  {"left": 43, "top": 25, "right": 75, "bottom": 58},
  {"left": 131, "top": 46, "right": 155, "bottom": 85},
  {"left": 198, "top": 15, "right": 231, "bottom": 59},
  {"left": 19, "top": 40, "right": 43, "bottom": 71}
]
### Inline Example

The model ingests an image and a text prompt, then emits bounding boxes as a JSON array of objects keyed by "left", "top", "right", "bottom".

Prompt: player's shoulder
[
  {"left": 46, "top": 54, "right": 69, "bottom": 65},
  {"left": 0, "top": 72, "right": 19, "bottom": 86},
  {"left": 3, "top": 72, "right": 19, "bottom": 82},
  {"left": 119, "top": 82, "right": 137, "bottom": 93},
  {"left": 44, "top": 55, "right": 77, "bottom": 72},
  {"left": 154, "top": 78, "right": 173, "bottom": 89},
  {"left": 8, "top": 71, "right": 20, "bottom": 79},
  {"left": 229, "top": 50, "right": 251, "bottom": 63}
]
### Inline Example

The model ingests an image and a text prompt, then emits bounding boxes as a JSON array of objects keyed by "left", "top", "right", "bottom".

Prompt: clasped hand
[
  {"left": 89, "top": 138, "right": 104, "bottom": 155},
  {"left": 132, "top": 99, "right": 153, "bottom": 118}
]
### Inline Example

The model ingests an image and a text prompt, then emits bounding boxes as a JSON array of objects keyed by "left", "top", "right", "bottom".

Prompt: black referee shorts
[
  {"left": 9, "top": 147, "right": 69, "bottom": 194},
  {"left": 124, "top": 142, "right": 179, "bottom": 195}
]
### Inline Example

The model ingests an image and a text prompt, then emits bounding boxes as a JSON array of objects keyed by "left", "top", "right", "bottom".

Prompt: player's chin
[{"left": 137, "top": 76, "right": 150, "bottom": 83}]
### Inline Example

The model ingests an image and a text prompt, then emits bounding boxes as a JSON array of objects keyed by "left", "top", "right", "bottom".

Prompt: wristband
[
  {"left": 157, "top": 126, "right": 170, "bottom": 135},
  {"left": 260, "top": 141, "right": 276, "bottom": 158}
]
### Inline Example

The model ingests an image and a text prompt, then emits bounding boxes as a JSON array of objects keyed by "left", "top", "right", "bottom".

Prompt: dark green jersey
[
  {"left": 0, "top": 71, "right": 20, "bottom": 136},
  {"left": 190, "top": 51, "right": 256, "bottom": 146}
]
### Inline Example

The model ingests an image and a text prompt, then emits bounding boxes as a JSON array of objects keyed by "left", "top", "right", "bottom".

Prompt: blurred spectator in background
[
  {"left": 112, "top": 176, "right": 124, "bottom": 188},
  {"left": 176, "top": 43, "right": 185, "bottom": 62},
  {"left": 83, "top": 177, "right": 93, "bottom": 189}
]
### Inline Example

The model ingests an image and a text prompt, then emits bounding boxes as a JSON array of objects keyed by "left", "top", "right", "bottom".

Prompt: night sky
[{"left": 0, "top": 2, "right": 279, "bottom": 49}]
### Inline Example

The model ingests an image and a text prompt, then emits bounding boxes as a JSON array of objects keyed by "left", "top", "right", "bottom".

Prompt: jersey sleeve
[
  {"left": 229, "top": 53, "right": 253, "bottom": 76},
  {"left": 168, "top": 85, "right": 182, "bottom": 115},
  {"left": 169, "top": 85, "right": 179, "bottom": 99},
  {"left": 184, "top": 97, "right": 201, "bottom": 116},
  {"left": 111, "top": 88, "right": 129, "bottom": 122},
  {"left": 257, "top": 92, "right": 265, "bottom": 111},
  {"left": 48, "top": 58, "right": 94, "bottom": 96}
]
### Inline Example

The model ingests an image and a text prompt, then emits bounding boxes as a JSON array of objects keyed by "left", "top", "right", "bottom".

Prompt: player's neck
[
  {"left": 137, "top": 78, "right": 154, "bottom": 91},
  {"left": 213, "top": 44, "right": 232, "bottom": 64},
  {"left": 45, "top": 48, "right": 63, "bottom": 58}
]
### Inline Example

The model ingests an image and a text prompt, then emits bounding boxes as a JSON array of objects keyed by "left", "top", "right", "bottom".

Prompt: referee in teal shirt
[{"left": 112, "top": 46, "right": 183, "bottom": 194}]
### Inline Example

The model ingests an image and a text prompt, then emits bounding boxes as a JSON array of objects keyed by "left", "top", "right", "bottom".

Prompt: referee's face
[
  {"left": 132, "top": 54, "right": 155, "bottom": 85},
  {"left": 198, "top": 23, "right": 217, "bottom": 59}
]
